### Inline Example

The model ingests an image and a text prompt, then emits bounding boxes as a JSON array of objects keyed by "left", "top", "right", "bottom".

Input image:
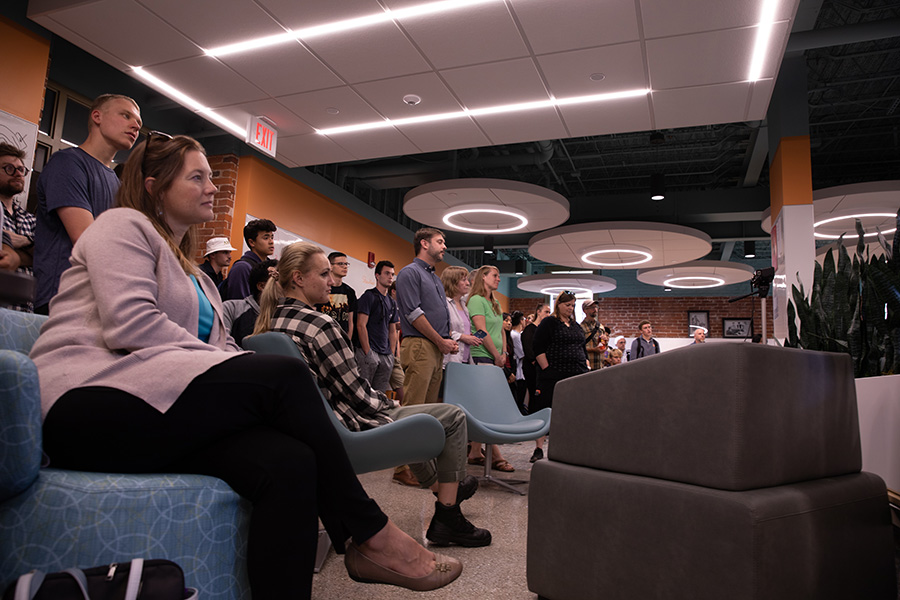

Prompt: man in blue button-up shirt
[{"left": 396, "top": 227, "right": 458, "bottom": 407}]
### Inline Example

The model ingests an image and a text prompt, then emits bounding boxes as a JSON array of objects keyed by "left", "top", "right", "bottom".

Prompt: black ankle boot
[{"left": 426, "top": 501, "right": 492, "bottom": 547}]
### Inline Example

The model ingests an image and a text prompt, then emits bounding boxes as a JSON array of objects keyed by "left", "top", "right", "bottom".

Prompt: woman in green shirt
[{"left": 465, "top": 265, "right": 514, "bottom": 472}]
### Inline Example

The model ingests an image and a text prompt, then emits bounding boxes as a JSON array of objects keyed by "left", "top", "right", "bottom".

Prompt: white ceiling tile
[
  {"left": 394, "top": 2, "right": 529, "bottom": 69},
  {"left": 646, "top": 28, "right": 756, "bottom": 89},
  {"left": 395, "top": 120, "right": 491, "bottom": 154},
  {"left": 220, "top": 43, "right": 343, "bottom": 98},
  {"left": 558, "top": 96, "right": 653, "bottom": 137},
  {"left": 258, "top": 0, "right": 380, "bottom": 30},
  {"left": 303, "top": 22, "right": 431, "bottom": 84},
  {"left": 145, "top": 56, "right": 267, "bottom": 107},
  {"left": 441, "top": 58, "right": 549, "bottom": 108},
  {"left": 47, "top": 0, "right": 202, "bottom": 66},
  {"left": 652, "top": 83, "right": 751, "bottom": 130},
  {"left": 140, "top": 0, "right": 286, "bottom": 48},
  {"left": 278, "top": 133, "right": 356, "bottom": 167},
  {"left": 639, "top": 0, "right": 796, "bottom": 39},
  {"left": 747, "top": 79, "right": 776, "bottom": 121},
  {"left": 278, "top": 87, "right": 383, "bottom": 129},
  {"left": 212, "top": 99, "right": 316, "bottom": 137},
  {"left": 332, "top": 128, "right": 421, "bottom": 161},
  {"left": 510, "top": 0, "right": 640, "bottom": 54},
  {"left": 537, "top": 43, "right": 647, "bottom": 99},
  {"left": 41, "top": 18, "right": 132, "bottom": 72},
  {"left": 353, "top": 73, "right": 463, "bottom": 119},
  {"left": 474, "top": 107, "right": 569, "bottom": 145}
]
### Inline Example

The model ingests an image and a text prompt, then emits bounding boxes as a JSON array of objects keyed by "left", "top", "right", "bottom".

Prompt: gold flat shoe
[{"left": 345, "top": 543, "right": 462, "bottom": 591}]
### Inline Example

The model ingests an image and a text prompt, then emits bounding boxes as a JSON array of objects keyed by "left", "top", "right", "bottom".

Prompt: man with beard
[{"left": 0, "top": 143, "right": 36, "bottom": 311}]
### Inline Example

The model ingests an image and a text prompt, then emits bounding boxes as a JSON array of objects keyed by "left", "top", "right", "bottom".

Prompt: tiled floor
[{"left": 311, "top": 441, "right": 543, "bottom": 600}]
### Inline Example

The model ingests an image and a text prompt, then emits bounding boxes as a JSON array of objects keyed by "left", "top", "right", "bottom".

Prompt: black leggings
[{"left": 42, "top": 353, "right": 388, "bottom": 600}]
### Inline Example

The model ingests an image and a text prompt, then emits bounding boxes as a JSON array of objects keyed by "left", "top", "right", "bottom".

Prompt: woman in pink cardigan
[{"left": 30, "top": 133, "right": 460, "bottom": 598}]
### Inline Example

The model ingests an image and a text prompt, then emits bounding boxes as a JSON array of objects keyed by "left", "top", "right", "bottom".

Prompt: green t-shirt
[{"left": 467, "top": 294, "right": 503, "bottom": 359}]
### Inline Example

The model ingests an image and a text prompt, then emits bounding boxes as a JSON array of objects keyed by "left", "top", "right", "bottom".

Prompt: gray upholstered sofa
[{"left": 527, "top": 342, "right": 896, "bottom": 600}]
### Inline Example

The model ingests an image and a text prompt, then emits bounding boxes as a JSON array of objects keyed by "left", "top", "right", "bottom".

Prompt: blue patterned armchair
[{"left": 0, "top": 308, "right": 252, "bottom": 599}]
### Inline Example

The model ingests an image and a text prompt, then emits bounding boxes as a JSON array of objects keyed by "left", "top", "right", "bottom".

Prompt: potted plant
[{"left": 785, "top": 210, "right": 900, "bottom": 493}]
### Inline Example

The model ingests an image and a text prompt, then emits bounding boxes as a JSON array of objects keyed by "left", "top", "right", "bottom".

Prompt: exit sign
[{"left": 247, "top": 116, "right": 278, "bottom": 158}]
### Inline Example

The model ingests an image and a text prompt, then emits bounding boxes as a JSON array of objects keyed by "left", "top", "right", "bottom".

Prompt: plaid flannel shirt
[
  {"left": 270, "top": 297, "right": 398, "bottom": 431},
  {"left": 581, "top": 317, "right": 604, "bottom": 370}
]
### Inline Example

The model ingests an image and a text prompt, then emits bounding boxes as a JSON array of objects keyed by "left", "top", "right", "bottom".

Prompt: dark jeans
[{"left": 43, "top": 353, "right": 387, "bottom": 600}]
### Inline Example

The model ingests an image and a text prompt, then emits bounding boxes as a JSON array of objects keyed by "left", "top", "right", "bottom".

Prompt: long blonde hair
[
  {"left": 117, "top": 135, "right": 203, "bottom": 274},
  {"left": 252, "top": 241, "right": 326, "bottom": 336},
  {"left": 469, "top": 265, "right": 501, "bottom": 315}
]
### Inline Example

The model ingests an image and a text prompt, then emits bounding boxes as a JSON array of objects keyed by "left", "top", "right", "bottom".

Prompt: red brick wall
[
  {"left": 194, "top": 153, "right": 238, "bottom": 261},
  {"left": 508, "top": 296, "right": 775, "bottom": 340}
]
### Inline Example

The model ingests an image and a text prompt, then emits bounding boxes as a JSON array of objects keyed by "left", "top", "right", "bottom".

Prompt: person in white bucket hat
[{"left": 199, "top": 236, "right": 236, "bottom": 287}]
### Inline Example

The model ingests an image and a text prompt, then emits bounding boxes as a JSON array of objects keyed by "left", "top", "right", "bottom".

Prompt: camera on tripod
[{"left": 750, "top": 267, "right": 775, "bottom": 297}]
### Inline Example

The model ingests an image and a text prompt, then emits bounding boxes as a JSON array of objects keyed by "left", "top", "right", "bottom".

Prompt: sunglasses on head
[{"left": 141, "top": 130, "right": 173, "bottom": 176}]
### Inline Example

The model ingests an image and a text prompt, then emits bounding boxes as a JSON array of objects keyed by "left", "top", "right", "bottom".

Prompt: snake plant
[{"left": 785, "top": 211, "right": 900, "bottom": 377}]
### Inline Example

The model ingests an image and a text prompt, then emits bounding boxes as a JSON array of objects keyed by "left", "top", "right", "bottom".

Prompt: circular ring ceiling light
[
  {"left": 637, "top": 260, "right": 754, "bottom": 289},
  {"left": 813, "top": 213, "right": 898, "bottom": 239},
  {"left": 539, "top": 286, "right": 594, "bottom": 296},
  {"left": 517, "top": 274, "right": 617, "bottom": 296},
  {"left": 529, "top": 222, "right": 711, "bottom": 270},
  {"left": 581, "top": 248, "right": 653, "bottom": 267},
  {"left": 662, "top": 276, "right": 726, "bottom": 289},
  {"left": 405, "top": 179, "right": 569, "bottom": 234},
  {"left": 443, "top": 207, "right": 529, "bottom": 233}
]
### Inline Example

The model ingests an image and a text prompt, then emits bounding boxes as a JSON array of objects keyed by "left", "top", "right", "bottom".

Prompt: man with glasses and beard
[
  {"left": 0, "top": 143, "right": 36, "bottom": 310},
  {"left": 34, "top": 94, "right": 142, "bottom": 314}
]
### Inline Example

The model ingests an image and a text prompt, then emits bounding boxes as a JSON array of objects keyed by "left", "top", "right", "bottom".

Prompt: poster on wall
[
  {"left": 0, "top": 109, "right": 38, "bottom": 210},
  {"left": 772, "top": 212, "right": 785, "bottom": 322},
  {"left": 243, "top": 214, "right": 376, "bottom": 294}
]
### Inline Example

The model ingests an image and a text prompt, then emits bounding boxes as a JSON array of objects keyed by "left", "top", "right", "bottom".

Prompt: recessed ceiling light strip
[
  {"left": 748, "top": 0, "right": 779, "bottom": 81},
  {"left": 133, "top": 67, "right": 246, "bottom": 137},
  {"left": 316, "top": 89, "right": 650, "bottom": 136},
  {"left": 206, "top": 0, "right": 500, "bottom": 57}
]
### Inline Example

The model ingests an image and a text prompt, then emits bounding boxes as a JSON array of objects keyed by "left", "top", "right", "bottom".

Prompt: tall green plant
[{"left": 785, "top": 211, "right": 900, "bottom": 377}]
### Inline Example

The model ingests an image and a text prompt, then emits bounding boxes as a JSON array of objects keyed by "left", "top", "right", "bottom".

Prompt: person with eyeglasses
[
  {"left": 33, "top": 94, "right": 142, "bottom": 315},
  {"left": 0, "top": 143, "right": 36, "bottom": 310},
  {"left": 315, "top": 251, "right": 358, "bottom": 340},
  {"left": 30, "top": 133, "right": 463, "bottom": 598},
  {"left": 223, "top": 217, "right": 277, "bottom": 301}
]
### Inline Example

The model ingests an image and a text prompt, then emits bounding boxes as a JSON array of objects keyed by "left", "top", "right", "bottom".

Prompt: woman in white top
[{"left": 440, "top": 266, "right": 483, "bottom": 366}]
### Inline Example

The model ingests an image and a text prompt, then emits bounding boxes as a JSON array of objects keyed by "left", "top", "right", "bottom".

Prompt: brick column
[{"left": 195, "top": 153, "right": 238, "bottom": 262}]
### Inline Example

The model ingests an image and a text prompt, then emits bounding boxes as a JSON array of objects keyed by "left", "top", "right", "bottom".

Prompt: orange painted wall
[
  {"left": 232, "top": 157, "right": 415, "bottom": 269},
  {"left": 0, "top": 16, "right": 50, "bottom": 123},
  {"left": 769, "top": 135, "right": 813, "bottom": 222}
]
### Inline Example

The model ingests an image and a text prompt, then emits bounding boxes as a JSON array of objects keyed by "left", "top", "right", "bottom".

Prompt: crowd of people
[{"left": 3, "top": 92, "right": 712, "bottom": 600}]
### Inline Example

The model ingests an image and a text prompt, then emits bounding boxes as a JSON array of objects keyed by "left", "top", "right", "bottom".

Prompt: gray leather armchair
[{"left": 527, "top": 343, "right": 896, "bottom": 600}]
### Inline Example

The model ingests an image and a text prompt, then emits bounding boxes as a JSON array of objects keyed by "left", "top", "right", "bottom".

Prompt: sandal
[
  {"left": 467, "top": 456, "right": 485, "bottom": 466},
  {"left": 491, "top": 459, "right": 515, "bottom": 473}
]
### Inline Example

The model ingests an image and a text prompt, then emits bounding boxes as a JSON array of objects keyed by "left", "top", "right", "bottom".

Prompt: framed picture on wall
[
  {"left": 687, "top": 311, "right": 709, "bottom": 335},
  {"left": 723, "top": 318, "right": 753, "bottom": 338}
]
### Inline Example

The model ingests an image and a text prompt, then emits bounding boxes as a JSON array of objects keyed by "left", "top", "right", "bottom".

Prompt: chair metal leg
[
  {"left": 478, "top": 443, "right": 528, "bottom": 495},
  {"left": 313, "top": 529, "right": 332, "bottom": 573}
]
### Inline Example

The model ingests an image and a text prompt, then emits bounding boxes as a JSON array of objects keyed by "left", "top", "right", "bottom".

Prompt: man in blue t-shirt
[
  {"left": 354, "top": 260, "right": 399, "bottom": 392},
  {"left": 34, "top": 94, "right": 142, "bottom": 314}
]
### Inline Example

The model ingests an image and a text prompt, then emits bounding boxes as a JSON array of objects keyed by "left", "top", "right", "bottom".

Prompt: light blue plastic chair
[
  {"left": 444, "top": 362, "right": 551, "bottom": 494},
  {"left": 0, "top": 308, "right": 251, "bottom": 599},
  {"left": 242, "top": 332, "right": 445, "bottom": 473},
  {"left": 243, "top": 331, "right": 446, "bottom": 570}
]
